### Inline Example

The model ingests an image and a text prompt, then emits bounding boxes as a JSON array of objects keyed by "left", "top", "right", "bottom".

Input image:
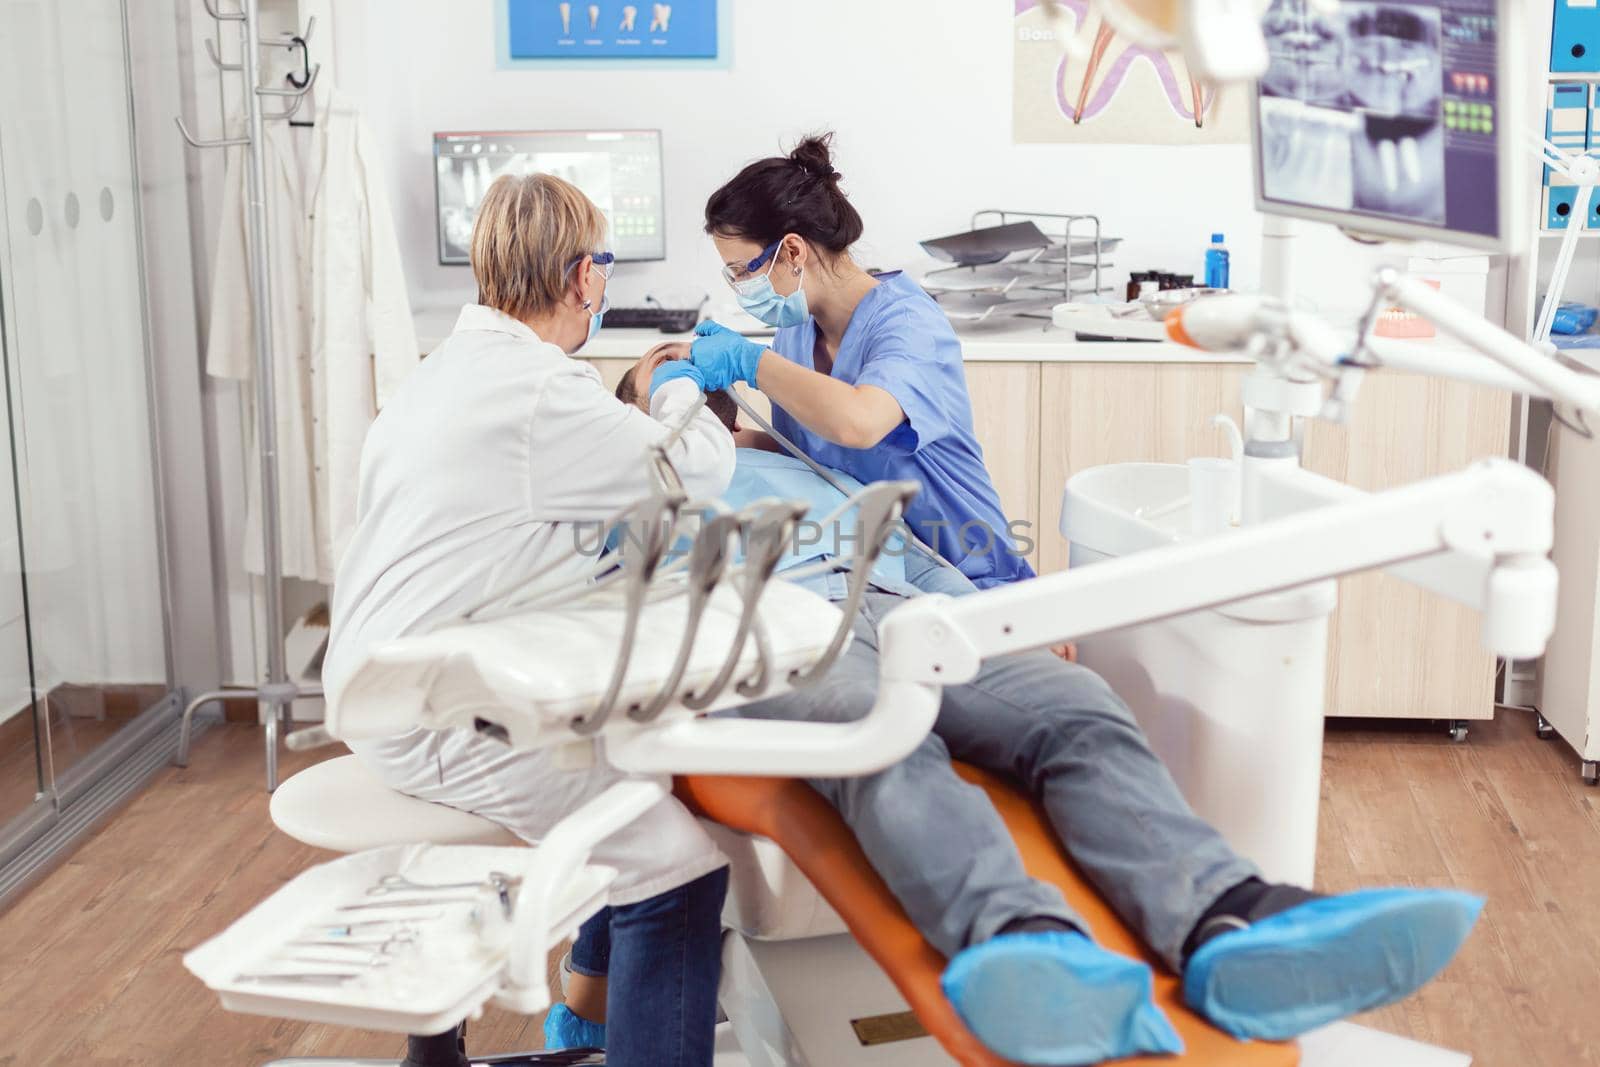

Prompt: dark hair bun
[
  {"left": 704, "top": 129, "right": 863, "bottom": 254},
  {"left": 789, "top": 134, "right": 841, "bottom": 185}
]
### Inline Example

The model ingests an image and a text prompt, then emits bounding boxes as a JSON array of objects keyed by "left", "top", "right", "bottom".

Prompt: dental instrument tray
[
  {"left": 183, "top": 843, "right": 615, "bottom": 1034},
  {"left": 920, "top": 221, "right": 1052, "bottom": 265},
  {"left": 920, "top": 210, "right": 1117, "bottom": 325}
]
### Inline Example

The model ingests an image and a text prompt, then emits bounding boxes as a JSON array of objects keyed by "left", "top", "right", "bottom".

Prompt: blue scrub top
[{"left": 768, "top": 272, "right": 1036, "bottom": 589}]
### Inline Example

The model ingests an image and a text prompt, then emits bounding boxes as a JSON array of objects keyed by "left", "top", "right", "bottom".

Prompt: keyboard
[{"left": 603, "top": 307, "right": 702, "bottom": 333}]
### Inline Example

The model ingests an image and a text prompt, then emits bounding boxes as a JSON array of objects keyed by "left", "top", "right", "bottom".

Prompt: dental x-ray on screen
[
  {"left": 1253, "top": 0, "right": 1507, "bottom": 247},
  {"left": 434, "top": 129, "right": 666, "bottom": 264}
]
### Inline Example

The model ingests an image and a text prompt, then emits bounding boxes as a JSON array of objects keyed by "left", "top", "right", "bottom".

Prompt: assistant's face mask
[{"left": 733, "top": 244, "right": 809, "bottom": 328}]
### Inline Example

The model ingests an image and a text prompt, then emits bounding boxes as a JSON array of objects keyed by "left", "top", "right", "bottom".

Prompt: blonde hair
[{"left": 470, "top": 173, "right": 607, "bottom": 321}]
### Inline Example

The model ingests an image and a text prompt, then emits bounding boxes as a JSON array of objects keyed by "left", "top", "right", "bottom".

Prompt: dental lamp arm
[
  {"left": 604, "top": 671, "right": 942, "bottom": 777},
  {"left": 1252, "top": 462, "right": 1533, "bottom": 615},
  {"left": 872, "top": 459, "right": 1558, "bottom": 689},
  {"left": 1172, "top": 282, "right": 1600, "bottom": 416},
  {"left": 1373, "top": 270, "right": 1600, "bottom": 412}
]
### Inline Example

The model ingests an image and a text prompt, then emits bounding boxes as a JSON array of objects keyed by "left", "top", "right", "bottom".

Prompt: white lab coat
[
  {"left": 322, "top": 305, "right": 736, "bottom": 904},
  {"left": 207, "top": 91, "right": 418, "bottom": 584}
]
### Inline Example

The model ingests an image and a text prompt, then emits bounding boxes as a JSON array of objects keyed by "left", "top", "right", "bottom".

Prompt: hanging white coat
[{"left": 206, "top": 90, "right": 418, "bottom": 584}]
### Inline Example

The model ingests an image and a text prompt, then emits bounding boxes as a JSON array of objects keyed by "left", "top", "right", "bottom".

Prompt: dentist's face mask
[
  {"left": 570, "top": 251, "right": 615, "bottom": 352},
  {"left": 726, "top": 239, "right": 809, "bottom": 329}
]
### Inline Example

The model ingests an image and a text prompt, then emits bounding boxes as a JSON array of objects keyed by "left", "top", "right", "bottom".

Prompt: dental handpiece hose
[{"left": 1167, "top": 285, "right": 1600, "bottom": 419}]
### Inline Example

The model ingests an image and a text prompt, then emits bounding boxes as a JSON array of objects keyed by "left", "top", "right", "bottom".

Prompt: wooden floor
[{"left": 0, "top": 711, "right": 1597, "bottom": 1066}]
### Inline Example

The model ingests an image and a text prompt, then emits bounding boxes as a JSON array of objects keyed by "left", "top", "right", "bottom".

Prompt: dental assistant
[{"left": 688, "top": 134, "right": 1034, "bottom": 588}]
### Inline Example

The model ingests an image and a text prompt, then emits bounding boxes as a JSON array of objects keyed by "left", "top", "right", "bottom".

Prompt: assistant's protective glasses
[{"left": 720, "top": 240, "right": 781, "bottom": 289}]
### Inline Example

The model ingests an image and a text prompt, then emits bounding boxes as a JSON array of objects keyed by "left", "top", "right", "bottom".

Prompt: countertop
[
  {"left": 412, "top": 305, "right": 1493, "bottom": 370},
  {"left": 412, "top": 305, "right": 1247, "bottom": 364}
]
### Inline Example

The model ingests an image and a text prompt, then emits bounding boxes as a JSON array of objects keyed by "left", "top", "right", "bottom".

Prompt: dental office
[{"left": 3, "top": 0, "right": 1600, "bottom": 1064}]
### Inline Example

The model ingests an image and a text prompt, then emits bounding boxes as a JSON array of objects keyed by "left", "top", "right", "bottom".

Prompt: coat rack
[{"left": 174, "top": 0, "right": 322, "bottom": 791}]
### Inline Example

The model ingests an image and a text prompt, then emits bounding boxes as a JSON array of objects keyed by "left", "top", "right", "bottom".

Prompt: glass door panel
[{"left": 0, "top": 0, "right": 169, "bottom": 791}]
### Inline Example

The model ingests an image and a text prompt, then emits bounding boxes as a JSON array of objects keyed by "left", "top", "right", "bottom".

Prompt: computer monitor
[
  {"left": 433, "top": 129, "right": 666, "bottom": 265},
  {"left": 1251, "top": 0, "right": 1517, "bottom": 250}
]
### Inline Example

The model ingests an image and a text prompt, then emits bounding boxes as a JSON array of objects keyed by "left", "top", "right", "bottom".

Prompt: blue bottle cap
[{"left": 1211, "top": 233, "right": 1225, "bottom": 243}]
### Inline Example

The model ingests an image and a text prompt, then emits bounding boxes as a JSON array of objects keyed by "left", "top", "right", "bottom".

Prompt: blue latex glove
[
  {"left": 690, "top": 320, "right": 767, "bottom": 391},
  {"left": 649, "top": 357, "right": 707, "bottom": 397}
]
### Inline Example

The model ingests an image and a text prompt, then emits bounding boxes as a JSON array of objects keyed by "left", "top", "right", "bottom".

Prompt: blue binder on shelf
[
  {"left": 1553, "top": 0, "right": 1600, "bottom": 72},
  {"left": 1548, "top": 185, "right": 1579, "bottom": 230},
  {"left": 1547, "top": 83, "right": 1588, "bottom": 187}
]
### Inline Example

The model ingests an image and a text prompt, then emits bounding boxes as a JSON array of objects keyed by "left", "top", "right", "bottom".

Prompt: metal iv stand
[{"left": 172, "top": 0, "right": 322, "bottom": 791}]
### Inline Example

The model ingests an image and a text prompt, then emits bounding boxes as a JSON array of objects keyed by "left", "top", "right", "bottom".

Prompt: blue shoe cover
[
  {"left": 1184, "top": 887, "right": 1484, "bottom": 1041},
  {"left": 543, "top": 1003, "right": 606, "bottom": 1051},
  {"left": 941, "top": 931, "right": 1184, "bottom": 1065}
]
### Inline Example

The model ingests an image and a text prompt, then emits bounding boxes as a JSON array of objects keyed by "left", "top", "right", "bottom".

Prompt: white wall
[{"left": 336, "top": 0, "right": 1402, "bottom": 322}]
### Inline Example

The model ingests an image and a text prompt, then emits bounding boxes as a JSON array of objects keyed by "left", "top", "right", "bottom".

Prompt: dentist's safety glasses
[
  {"left": 566, "top": 251, "right": 617, "bottom": 281},
  {"left": 721, "top": 240, "right": 782, "bottom": 291}
]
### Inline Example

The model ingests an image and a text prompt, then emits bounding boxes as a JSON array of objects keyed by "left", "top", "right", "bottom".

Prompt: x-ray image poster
[
  {"left": 506, "top": 0, "right": 718, "bottom": 59},
  {"left": 1254, "top": 0, "right": 1501, "bottom": 241},
  {"left": 1012, "top": 0, "right": 1249, "bottom": 144}
]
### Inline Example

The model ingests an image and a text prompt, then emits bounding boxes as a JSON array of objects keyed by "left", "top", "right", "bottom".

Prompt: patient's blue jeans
[
  {"left": 566, "top": 866, "right": 727, "bottom": 1066},
  {"left": 737, "top": 581, "right": 1261, "bottom": 971},
  {"left": 573, "top": 576, "right": 1257, "bottom": 990}
]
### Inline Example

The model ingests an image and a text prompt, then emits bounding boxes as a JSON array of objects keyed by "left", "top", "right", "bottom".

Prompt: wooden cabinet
[
  {"left": 1032, "top": 362, "right": 1510, "bottom": 723},
  {"left": 964, "top": 363, "right": 1042, "bottom": 570},
  {"left": 1300, "top": 373, "right": 1511, "bottom": 721}
]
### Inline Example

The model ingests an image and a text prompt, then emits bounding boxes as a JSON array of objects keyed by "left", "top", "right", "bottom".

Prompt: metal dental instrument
[
  {"left": 682, "top": 499, "right": 808, "bottom": 711},
  {"left": 630, "top": 504, "right": 743, "bottom": 723},
  {"left": 367, "top": 872, "right": 521, "bottom": 897},
  {"left": 314, "top": 918, "right": 434, "bottom": 938},
  {"left": 290, "top": 935, "right": 416, "bottom": 952},
  {"left": 572, "top": 478, "right": 687, "bottom": 736},
  {"left": 723, "top": 387, "right": 949, "bottom": 568},
  {"left": 235, "top": 972, "right": 361, "bottom": 986},
  {"left": 734, "top": 614, "right": 776, "bottom": 699},
  {"left": 788, "top": 481, "right": 920, "bottom": 688},
  {"left": 337, "top": 898, "right": 482, "bottom": 912},
  {"left": 281, "top": 950, "right": 398, "bottom": 968}
]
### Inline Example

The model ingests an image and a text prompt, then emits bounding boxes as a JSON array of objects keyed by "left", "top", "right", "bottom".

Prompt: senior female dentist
[
  {"left": 321, "top": 173, "right": 733, "bottom": 1067},
  {"left": 688, "top": 134, "right": 1032, "bottom": 588}
]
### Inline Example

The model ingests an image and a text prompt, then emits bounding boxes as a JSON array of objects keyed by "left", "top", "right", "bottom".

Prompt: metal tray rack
[{"left": 922, "top": 209, "right": 1120, "bottom": 325}]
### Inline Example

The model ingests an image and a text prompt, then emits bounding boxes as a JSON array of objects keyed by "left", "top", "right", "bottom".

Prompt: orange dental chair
[{"left": 676, "top": 764, "right": 1300, "bottom": 1067}]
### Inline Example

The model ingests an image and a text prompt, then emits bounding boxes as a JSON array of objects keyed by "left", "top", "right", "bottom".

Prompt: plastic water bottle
[{"left": 1204, "top": 233, "right": 1230, "bottom": 290}]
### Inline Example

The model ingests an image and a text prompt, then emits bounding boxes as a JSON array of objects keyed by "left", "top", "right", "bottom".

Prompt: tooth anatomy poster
[
  {"left": 503, "top": 0, "right": 720, "bottom": 61},
  {"left": 1012, "top": 0, "right": 1248, "bottom": 145}
]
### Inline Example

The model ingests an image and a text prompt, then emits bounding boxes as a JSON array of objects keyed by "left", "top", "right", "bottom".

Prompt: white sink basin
[{"left": 1060, "top": 462, "right": 1189, "bottom": 559}]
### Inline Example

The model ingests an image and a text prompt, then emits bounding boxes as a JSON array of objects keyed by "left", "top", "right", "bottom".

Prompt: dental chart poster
[
  {"left": 501, "top": 0, "right": 721, "bottom": 63},
  {"left": 1012, "top": 0, "right": 1248, "bottom": 145}
]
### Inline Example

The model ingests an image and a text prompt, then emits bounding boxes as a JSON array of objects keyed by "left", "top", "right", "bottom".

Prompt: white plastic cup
[{"left": 1188, "top": 457, "right": 1238, "bottom": 535}]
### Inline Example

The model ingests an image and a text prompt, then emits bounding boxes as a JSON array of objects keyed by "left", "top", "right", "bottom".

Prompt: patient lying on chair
[{"left": 548, "top": 344, "right": 1485, "bottom": 1066}]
